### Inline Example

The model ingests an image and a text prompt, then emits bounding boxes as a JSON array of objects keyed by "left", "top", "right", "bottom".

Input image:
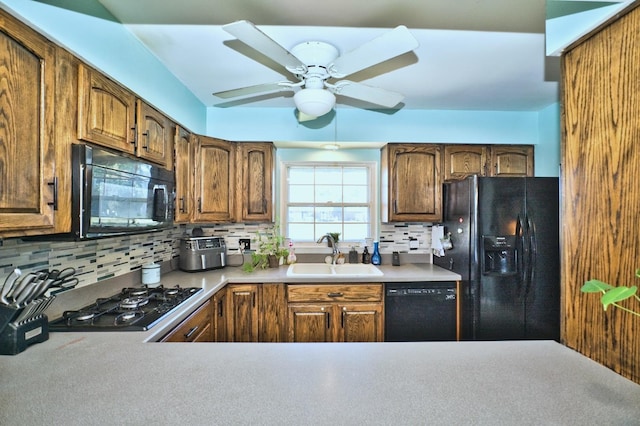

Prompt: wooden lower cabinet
[
  {"left": 161, "top": 298, "right": 214, "bottom": 342},
  {"left": 226, "top": 284, "right": 259, "bottom": 342},
  {"left": 287, "top": 284, "right": 384, "bottom": 342},
  {"left": 212, "top": 287, "right": 228, "bottom": 342}
]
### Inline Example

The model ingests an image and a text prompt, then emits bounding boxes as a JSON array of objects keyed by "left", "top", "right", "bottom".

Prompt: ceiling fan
[{"left": 213, "top": 20, "right": 419, "bottom": 120}]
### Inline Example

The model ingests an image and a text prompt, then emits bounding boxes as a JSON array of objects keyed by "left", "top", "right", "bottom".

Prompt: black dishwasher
[{"left": 384, "top": 282, "right": 457, "bottom": 341}]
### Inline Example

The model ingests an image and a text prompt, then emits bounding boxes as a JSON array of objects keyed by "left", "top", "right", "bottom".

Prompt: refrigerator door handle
[
  {"left": 515, "top": 214, "right": 526, "bottom": 293},
  {"left": 524, "top": 215, "right": 537, "bottom": 299}
]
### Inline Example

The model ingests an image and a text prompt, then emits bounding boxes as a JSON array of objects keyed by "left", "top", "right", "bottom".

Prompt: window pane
[
  {"left": 315, "top": 168, "right": 342, "bottom": 184},
  {"left": 342, "top": 224, "right": 368, "bottom": 242},
  {"left": 288, "top": 223, "right": 314, "bottom": 241},
  {"left": 316, "top": 224, "right": 341, "bottom": 239},
  {"left": 288, "top": 206, "right": 314, "bottom": 222},
  {"left": 344, "top": 207, "right": 369, "bottom": 222},
  {"left": 316, "top": 207, "right": 342, "bottom": 223},
  {"left": 289, "top": 185, "right": 314, "bottom": 203},
  {"left": 316, "top": 185, "right": 342, "bottom": 203},
  {"left": 344, "top": 168, "right": 368, "bottom": 185},
  {"left": 343, "top": 185, "right": 368, "bottom": 203},
  {"left": 289, "top": 167, "right": 314, "bottom": 184}
]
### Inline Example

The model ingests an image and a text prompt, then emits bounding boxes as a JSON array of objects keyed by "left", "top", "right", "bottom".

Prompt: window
[{"left": 282, "top": 162, "right": 376, "bottom": 243}]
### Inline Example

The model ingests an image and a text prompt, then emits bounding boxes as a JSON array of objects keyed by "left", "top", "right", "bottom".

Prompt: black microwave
[{"left": 69, "top": 144, "right": 175, "bottom": 239}]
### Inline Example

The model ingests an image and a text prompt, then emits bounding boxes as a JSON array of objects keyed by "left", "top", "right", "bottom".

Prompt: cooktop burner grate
[{"left": 49, "top": 285, "right": 203, "bottom": 331}]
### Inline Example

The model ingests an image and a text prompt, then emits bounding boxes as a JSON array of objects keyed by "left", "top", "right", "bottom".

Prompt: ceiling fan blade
[
  {"left": 328, "top": 26, "right": 419, "bottom": 78},
  {"left": 213, "top": 82, "right": 294, "bottom": 99},
  {"left": 331, "top": 81, "right": 404, "bottom": 108},
  {"left": 223, "top": 20, "right": 307, "bottom": 73}
]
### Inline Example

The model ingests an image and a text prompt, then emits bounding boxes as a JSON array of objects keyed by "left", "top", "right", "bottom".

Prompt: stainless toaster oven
[{"left": 179, "top": 237, "right": 227, "bottom": 272}]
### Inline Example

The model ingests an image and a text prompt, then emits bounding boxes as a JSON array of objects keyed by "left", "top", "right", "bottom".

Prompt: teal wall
[
  {"left": 1, "top": 0, "right": 561, "bottom": 177},
  {"left": 208, "top": 106, "right": 560, "bottom": 177}
]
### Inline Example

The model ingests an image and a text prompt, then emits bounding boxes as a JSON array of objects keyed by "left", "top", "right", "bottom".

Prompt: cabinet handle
[
  {"left": 252, "top": 292, "right": 256, "bottom": 307},
  {"left": 218, "top": 299, "right": 223, "bottom": 317},
  {"left": 184, "top": 325, "right": 199, "bottom": 339},
  {"left": 142, "top": 131, "right": 149, "bottom": 150},
  {"left": 341, "top": 308, "right": 346, "bottom": 328},
  {"left": 393, "top": 200, "right": 397, "bottom": 214},
  {"left": 179, "top": 196, "right": 186, "bottom": 213},
  {"left": 326, "top": 312, "right": 331, "bottom": 329},
  {"left": 327, "top": 292, "right": 343, "bottom": 298},
  {"left": 198, "top": 198, "right": 202, "bottom": 213},
  {"left": 131, "top": 125, "right": 137, "bottom": 146},
  {"left": 47, "top": 177, "right": 58, "bottom": 211}
]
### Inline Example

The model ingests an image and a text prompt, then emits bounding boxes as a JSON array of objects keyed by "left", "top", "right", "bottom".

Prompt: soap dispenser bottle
[
  {"left": 362, "top": 246, "right": 371, "bottom": 264},
  {"left": 348, "top": 246, "right": 358, "bottom": 264},
  {"left": 371, "top": 241, "right": 381, "bottom": 265}
]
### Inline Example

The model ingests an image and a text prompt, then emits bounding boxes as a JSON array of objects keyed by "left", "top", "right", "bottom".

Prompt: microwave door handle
[{"left": 152, "top": 187, "right": 168, "bottom": 222}]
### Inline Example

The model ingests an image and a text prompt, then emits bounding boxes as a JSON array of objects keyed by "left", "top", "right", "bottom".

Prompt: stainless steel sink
[{"left": 286, "top": 263, "right": 383, "bottom": 277}]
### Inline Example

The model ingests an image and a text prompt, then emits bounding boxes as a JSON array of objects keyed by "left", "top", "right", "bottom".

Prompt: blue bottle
[{"left": 371, "top": 241, "right": 381, "bottom": 265}]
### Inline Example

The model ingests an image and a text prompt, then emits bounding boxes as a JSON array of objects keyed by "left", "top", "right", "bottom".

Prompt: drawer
[
  {"left": 287, "top": 284, "right": 382, "bottom": 303},
  {"left": 161, "top": 299, "right": 213, "bottom": 342}
]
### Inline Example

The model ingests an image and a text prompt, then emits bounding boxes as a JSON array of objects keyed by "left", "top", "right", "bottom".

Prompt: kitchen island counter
[
  {"left": 1, "top": 337, "right": 639, "bottom": 425},
  {"left": 2, "top": 264, "right": 639, "bottom": 424}
]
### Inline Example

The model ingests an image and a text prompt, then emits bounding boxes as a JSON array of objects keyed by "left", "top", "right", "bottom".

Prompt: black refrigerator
[{"left": 433, "top": 176, "right": 560, "bottom": 341}]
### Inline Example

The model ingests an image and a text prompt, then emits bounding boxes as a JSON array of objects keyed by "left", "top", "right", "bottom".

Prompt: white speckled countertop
[{"left": 1, "top": 264, "right": 639, "bottom": 425}]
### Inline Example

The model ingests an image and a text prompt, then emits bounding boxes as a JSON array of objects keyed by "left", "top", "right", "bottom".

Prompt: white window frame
[{"left": 279, "top": 161, "right": 379, "bottom": 249}]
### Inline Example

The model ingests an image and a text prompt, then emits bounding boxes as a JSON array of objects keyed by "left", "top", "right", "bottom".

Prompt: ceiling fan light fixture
[{"left": 294, "top": 88, "right": 336, "bottom": 117}]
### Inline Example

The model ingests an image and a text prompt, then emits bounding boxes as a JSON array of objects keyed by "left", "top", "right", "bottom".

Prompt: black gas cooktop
[{"left": 49, "top": 285, "right": 202, "bottom": 331}]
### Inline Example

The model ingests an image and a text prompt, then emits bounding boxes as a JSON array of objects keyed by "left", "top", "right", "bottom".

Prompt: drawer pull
[
  {"left": 184, "top": 325, "right": 199, "bottom": 339},
  {"left": 327, "top": 292, "right": 343, "bottom": 298}
]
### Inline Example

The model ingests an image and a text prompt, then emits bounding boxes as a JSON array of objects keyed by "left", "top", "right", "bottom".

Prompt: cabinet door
[
  {"left": 226, "top": 284, "right": 258, "bottom": 342},
  {"left": 174, "top": 126, "right": 193, "bottom": 223},
  {"left": 237, "top": 142, "right": 274, "bottom": 222},
  {"left": 490, "top": 145, "right": 534, "bottom": 177},
  {"left": 136, "top": 100, "right": 171, "bottom": 167},
  {"left": 288, "top": 304, "right": 333, "bottom": 342},
  {"left": 443, "top": 145, "right": 488, "bottom": 180},
  {"left": 381, "top": 144, "right": 442, "bottom": 222},
  {"left": 194, "top": 136, "right": 236, "bottom": 222},
  {"left": 339, "top": 304, "right": 383, "bottom": 342},
  {"left": 0, "top": 10, "right": 56, "bottom": 236},
  {"left": 213, "top": 287, "right": 228, "bottom": 342},
  {"left": 161, "top": 299, "right": 213, "bottom": 342},
  {"left": 77, "top": 63, "right": 136, "bottom": 154},
  {"left": 260, "top": 283, "right": 287, "bottom": 342}
]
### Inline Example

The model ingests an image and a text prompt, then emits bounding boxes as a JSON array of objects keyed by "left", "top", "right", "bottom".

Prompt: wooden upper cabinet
[
  {"left": 490, "top": 145, "right": 534, "bottom": 177},
  {"left": 136, "top": 100, "right": 172, "bottom": 168},
  {"left": 77, "top": 63, "right": 136, "bottom": 154},
  {"left": 381, "top": 144, "right": 442, "bottom": 222},
  {"left": 237, "top": 142, "right": 274, "bottom": 222},
  {"left": 174, "top": 126, "right": 193, "bottom": 223},
  {"left": 194, "top": 136, "right": 236, "bottom": 222},
  {"left": 0, "top": 10, "right": 56, "bottom": 236},
  {"left": 443, "top": 145, "right": 489, "bottom": 180}
]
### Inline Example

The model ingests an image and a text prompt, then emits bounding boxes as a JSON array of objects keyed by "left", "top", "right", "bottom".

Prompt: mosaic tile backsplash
[{"left": 1, "top": 222, "right": 434, "bottom": 290}]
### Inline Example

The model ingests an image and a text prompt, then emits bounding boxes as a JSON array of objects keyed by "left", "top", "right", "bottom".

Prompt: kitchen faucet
[{"left": 317, "top": 233, "right": 339, "bottom": 264}]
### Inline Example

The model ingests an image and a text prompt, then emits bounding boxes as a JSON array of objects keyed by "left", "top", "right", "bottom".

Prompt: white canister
[{"left": 141, "top": 263, "right": 161, "bottom": 286}]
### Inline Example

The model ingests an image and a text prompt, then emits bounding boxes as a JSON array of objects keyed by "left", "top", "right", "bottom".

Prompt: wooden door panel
[
  {"left": 340, "top": 304, "right": 383, "bottom": 342},
  {"left": 288, "top": 305, "right": 332, "bottom": 342}
]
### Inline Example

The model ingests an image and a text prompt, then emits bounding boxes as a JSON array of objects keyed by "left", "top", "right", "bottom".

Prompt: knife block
[{"left": 0, "top": 305, "right": 49, "bottom": 355}]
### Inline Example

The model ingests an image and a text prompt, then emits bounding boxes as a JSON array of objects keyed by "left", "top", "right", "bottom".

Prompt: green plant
[
  {"left": 241, "top": 223, "right": 288, "bottom": 273},
  {"left": 581, "top": 268, "right": 640, "bottom": 318},
  {"left": 328, "top": 232, "right": 340, "bottom": 243}
]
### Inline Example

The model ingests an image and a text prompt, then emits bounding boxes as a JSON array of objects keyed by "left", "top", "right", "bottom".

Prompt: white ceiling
[{"left": 95, "top": 0, "right": 567, "bottom": 114}]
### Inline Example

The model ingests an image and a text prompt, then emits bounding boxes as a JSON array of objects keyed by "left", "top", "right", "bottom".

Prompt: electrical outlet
[{"left": 239, "top": 238, "right": 251, "bottom": 251}]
